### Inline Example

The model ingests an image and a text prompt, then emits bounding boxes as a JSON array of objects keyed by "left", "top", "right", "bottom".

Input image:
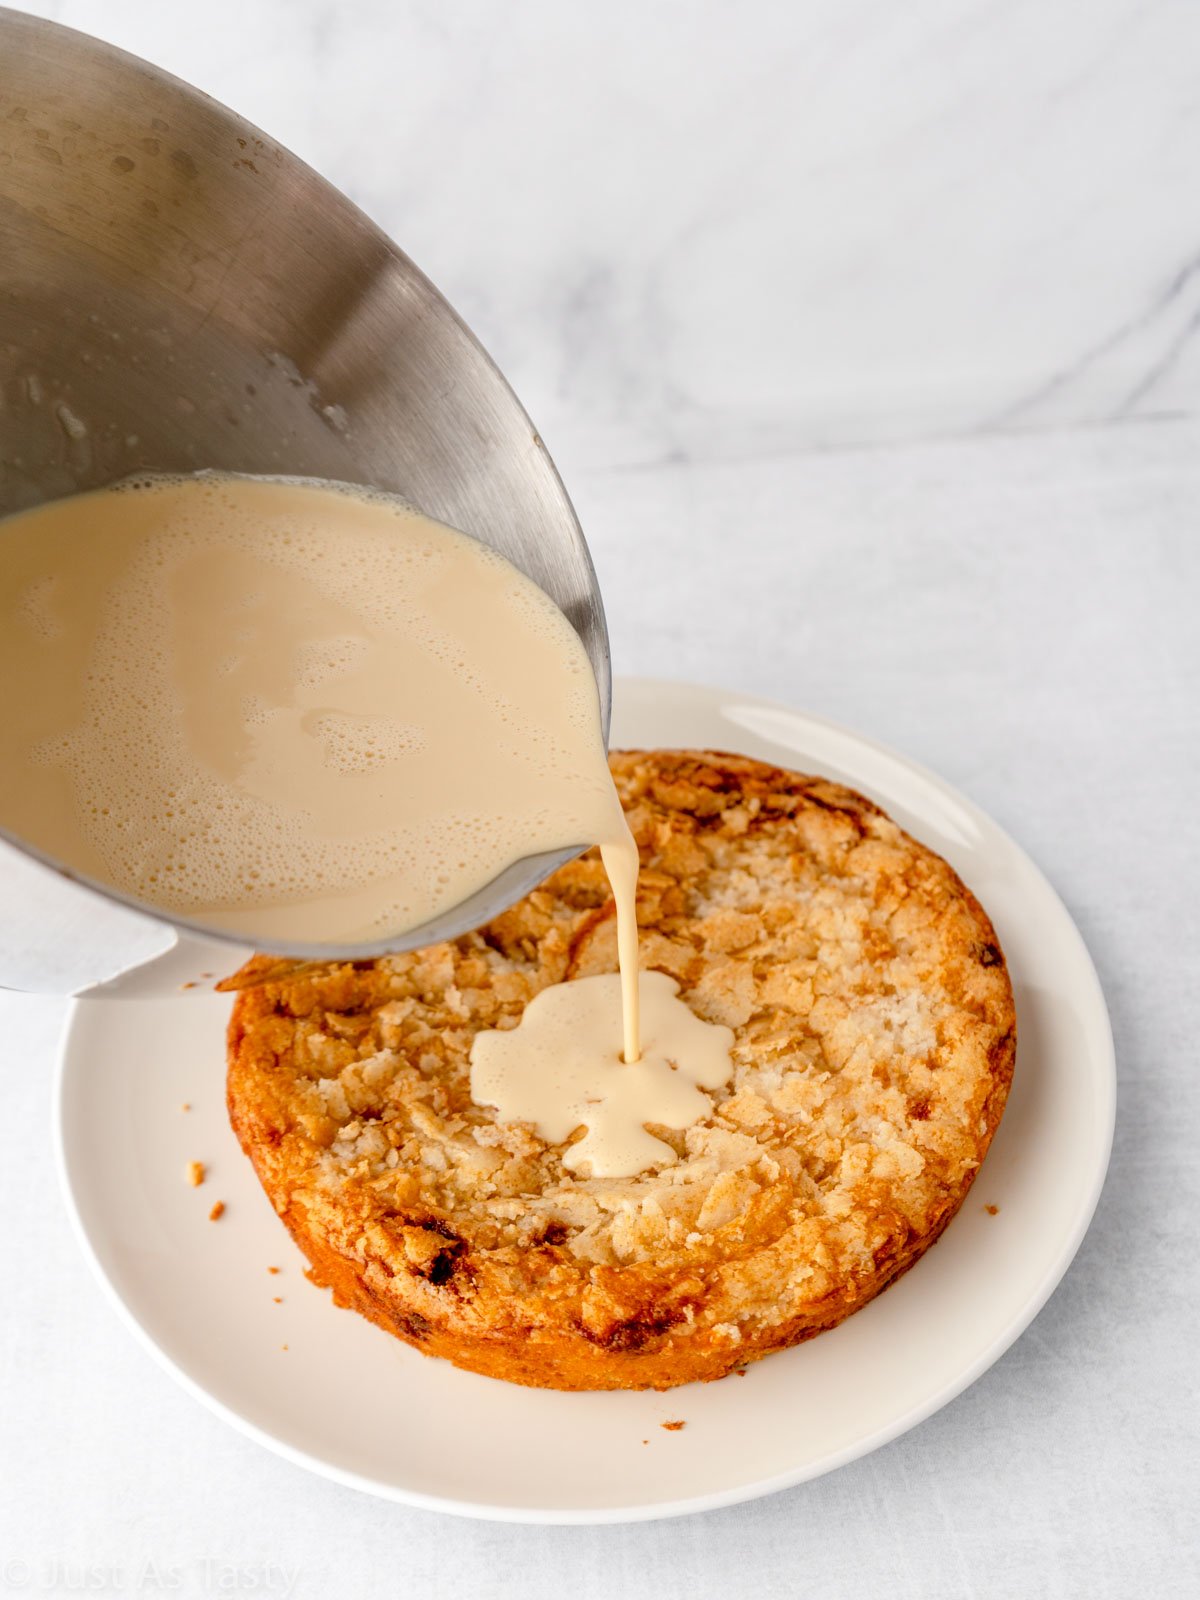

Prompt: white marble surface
[
  {"left": 15, "top": 0, "right": 1200, "bottom": 472},
  {"left": 2, "top": 2, "right": 1199, "bottom": 1596}
]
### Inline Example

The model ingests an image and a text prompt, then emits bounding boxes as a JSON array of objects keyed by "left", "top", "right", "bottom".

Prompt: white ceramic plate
[{"left": 55, "top": 678, "right": 1115, "bottom": 1524}]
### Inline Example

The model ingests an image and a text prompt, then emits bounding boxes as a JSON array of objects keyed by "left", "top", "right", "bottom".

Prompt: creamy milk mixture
[
  {"left": 470, "top": 971, "right": 734, "bottom": 1177},
  {"left": 0, "top": 473, "right": 732, "bottom": 1174}
]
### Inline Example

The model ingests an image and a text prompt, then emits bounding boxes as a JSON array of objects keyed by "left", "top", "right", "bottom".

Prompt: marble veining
[
  {"left": 1, "top": 5, "right": 1198, "bottom": 1592},
  {"left": 16, "top": 0, "right": 1200, "bottom": 473}
]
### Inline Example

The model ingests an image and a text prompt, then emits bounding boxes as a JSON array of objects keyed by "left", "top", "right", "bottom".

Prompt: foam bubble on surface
[
  {"left": 16, "top": 575, "right": 63, "bottom": 641},
  {"left": 0, "top": 473, "right": 623, "bottom": 946}
]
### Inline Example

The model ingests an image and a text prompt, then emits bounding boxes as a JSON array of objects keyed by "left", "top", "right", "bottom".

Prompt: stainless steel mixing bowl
[{"left": 0, "top": 9, "right": 609, "bottom": 987}]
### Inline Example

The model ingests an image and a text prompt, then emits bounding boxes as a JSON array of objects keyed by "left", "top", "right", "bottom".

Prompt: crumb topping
[{"left": 226, "top": 751, "right": 1014, "bottom": 1378}]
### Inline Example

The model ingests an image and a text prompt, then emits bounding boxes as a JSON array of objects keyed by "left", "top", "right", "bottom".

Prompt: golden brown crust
[{"left": 225, "top": 751, "right": 1015, "bottom": 1390}]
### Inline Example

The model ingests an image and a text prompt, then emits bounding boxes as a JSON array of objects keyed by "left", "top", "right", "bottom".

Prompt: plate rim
[{"left": 53, "top": 675, "right": 1117, "bottom": 1524}]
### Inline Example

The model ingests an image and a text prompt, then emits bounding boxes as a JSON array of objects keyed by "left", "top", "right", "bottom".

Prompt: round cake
[{"left": 224, "top": 750, "right": 1016, "bottom": 1390}]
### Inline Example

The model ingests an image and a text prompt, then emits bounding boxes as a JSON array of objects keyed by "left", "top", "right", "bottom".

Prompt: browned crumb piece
[
  {"left": 208, "top": 1200, "right": 225, "bottom": 1221},
  {"left": 280, "top": 1344, "right": 288, "bottom": 1351},
  {"left": 273, "top": 1296, "right": 282, "bottom": 1304},
  {"left": 985, "top": 1204, "right": 1000, "bottom": 1216},
  {"left": 661, "top": 1420, "right": 686, "bottom": 1432},
  {"left": 642, "top": 1439, "right": 649, "bottom": 1445},
  {"left": 181, "top": 1103, "right": 191, "bottom": 1112},
  {"left": 226, "top": 749, "right": 1016, "bottom": 1392},
  {"left": 267, "top": 1266, "right": 280, "bottom": 1275},
  {"left": 187, "top": 1161, "right": 205, "bottom": 1187},
  {"left": 181, "top": 981, "right": 198, "bottom": 990}
]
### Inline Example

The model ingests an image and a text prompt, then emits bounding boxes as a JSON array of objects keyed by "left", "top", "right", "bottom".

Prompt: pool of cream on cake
[{"left": 0, "top": 473, "right": 734, "bottom": 1149}]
